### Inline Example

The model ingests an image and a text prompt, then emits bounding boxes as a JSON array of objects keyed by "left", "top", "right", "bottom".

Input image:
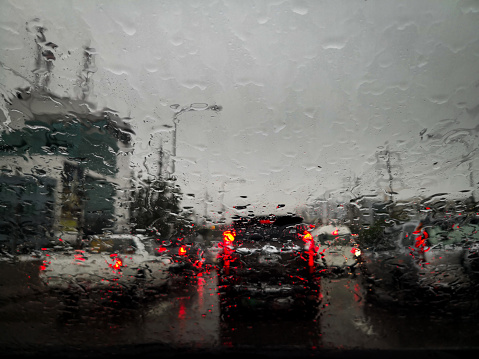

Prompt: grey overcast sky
[{"left": 1, "top": 0, "right": 479, "bottom": 220}]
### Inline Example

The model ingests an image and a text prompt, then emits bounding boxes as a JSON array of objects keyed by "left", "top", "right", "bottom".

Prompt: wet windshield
[{"left": 1, "top": 0, "right": 478, "bottom": 357}]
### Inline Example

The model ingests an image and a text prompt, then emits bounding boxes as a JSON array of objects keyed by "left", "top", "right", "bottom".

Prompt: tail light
[
  {"left": 223, "top": 230, "right": 236, "bottom": 245},
  {"left": 109, "top": 253, "right": 123, "bottom": 271},
  {"left": 351, "top": 247, "right": 361, "bottom": 257},
  {"left": 222, "top": 230, "right": 236, "bottom": 275},
  {"left": 302, "top": 230, "right": 318, "bottom": 271},
  {"left": 112, "top": 258, "right": 123, "bottom": 270},
  {"left": 157, "top": 246, "right": 167, "bottom": 254},
  {"left": 179, "top": 246, "right": 187, "bottom": 256}
]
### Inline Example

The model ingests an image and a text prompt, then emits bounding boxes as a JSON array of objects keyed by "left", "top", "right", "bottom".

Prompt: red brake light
[
  {"left": 108, "top": 253, "right": 123, "bottom": 271},
  {"left": 331, "top": 229, "right": 339, "bottom": 236},
  {"left": 113, "top": 259, "right": 123, "bottom": 270},
  {"left": 223, "top": 230, "right": 236, "bottom": 244},
  {"left": 303, "top": 231, "right": 313, "bottom": 242},
  {"left": 179, "top": 246, "right": 187, "bottom": 255}
]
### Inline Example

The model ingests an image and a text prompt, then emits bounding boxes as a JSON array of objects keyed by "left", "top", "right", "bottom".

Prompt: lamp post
[{"left": 170, "top": 103, "right": 222, "bottom": 174}]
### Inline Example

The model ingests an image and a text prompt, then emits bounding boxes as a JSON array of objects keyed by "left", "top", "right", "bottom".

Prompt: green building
[{"left": 0, "top": 88, "right": 134, "bottom": 250}]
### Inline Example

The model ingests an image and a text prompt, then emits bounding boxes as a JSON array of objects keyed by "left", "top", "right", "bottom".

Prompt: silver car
[
  {"left": 310, "top": 224, "right": 361, "bottom": 275},
  {"left": 39, "top": 234, "right": 172, "bottom": 298}
]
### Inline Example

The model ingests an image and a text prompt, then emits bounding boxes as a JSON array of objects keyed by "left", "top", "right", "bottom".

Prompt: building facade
[{"left": 0, "top": 88, "right": 134, "bottom": 248}]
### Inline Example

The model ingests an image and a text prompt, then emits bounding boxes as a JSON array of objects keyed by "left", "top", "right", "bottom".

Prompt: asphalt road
[{"left": 1, "top": 264, "right": 478, "bottom": 356}]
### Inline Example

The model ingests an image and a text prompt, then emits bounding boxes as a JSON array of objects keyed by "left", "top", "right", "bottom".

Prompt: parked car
[
  {"left": 217, "top": 215, "right": 322, "bottom": 317},
  {"left": 39, "top": 234, "right": 172, "bottom": 300},
  {"left": 310, "top": 224, "right": 361, "bottom": 275},
  {"left": 360, "top": 217, "right": 478, "bottom": 310}
]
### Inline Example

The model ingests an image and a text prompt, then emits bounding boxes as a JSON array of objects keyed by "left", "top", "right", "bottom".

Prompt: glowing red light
[
  {"left": 107, "top": 254, "right": 123, "bottom": 271},
  {"left": 303, "top": 231, "right": 313, "bottom": 242},
  {"left": 331, "top": 229, "right": 339, "bottom": 236},
  {"left": 59, "top": 238, "right": 63, "bottom": 242},
  {"left": 112, "top": 259, "right": 123, "bottom": 270},
  {"left": 157, "top": 247, "right": 167, "bottom": 253},
  {"left": 260, "top": 219, "right": 271, "bottom": 224},
  {"left": 74, "top": 254, "right": 85, "bottom": 262},
  {"left": 223, "top": 230, "right": 236, "bottom": 243},
  {"left": 179, "top": 246, "right": 187, "bottom": 255},
  {"left": 414, "top": 230, "right": 429, "bottom": 254}
]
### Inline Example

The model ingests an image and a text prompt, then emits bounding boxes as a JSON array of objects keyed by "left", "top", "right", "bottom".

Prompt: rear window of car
[{"left": 88, "top": 237, "right": 137, "bottom": 254}]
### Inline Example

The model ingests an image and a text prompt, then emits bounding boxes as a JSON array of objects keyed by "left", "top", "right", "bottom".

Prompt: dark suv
[{"left": 217, "top": 215, "right": 322, "bottom": 317}]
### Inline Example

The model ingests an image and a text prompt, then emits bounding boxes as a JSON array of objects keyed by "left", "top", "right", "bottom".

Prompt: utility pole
[
  {"left": 77, "top": 46, "right": 97, "bottom": 100},
  {"left": 376, "top": 147, "right": 403, "bottom": 203},
  {"left": 28, "top": 21, "right": 57, "bottom": 91},
  {"left": 158, "top": 139, "right": 164, "bottom": 179}
]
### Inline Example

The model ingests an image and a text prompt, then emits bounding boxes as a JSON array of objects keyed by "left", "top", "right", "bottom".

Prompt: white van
[{"left": 310, "top": 225, "right": 360, "bottom": 273}]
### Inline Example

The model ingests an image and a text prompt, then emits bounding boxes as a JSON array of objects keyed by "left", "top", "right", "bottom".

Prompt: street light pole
[{"left": 169, "top": 103, "right": 222, "bottom": 174}]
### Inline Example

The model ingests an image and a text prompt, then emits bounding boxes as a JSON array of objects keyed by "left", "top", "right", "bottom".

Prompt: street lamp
[{"left": 169, "top": 103, "right": 222, "bottom": 174}]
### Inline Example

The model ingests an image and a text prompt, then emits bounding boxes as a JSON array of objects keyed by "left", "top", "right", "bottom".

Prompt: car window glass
[{"left": 1, "top": 1, "right": 478, "bottom": 356}]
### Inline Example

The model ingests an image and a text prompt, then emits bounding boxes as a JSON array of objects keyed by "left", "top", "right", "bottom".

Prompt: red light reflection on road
[
  {"left": 353, "top": 283, "right": 362, "bottom": 303},
  {"left": 178, "top": 301, "right": 186, "bottom": 320},
  {"left": 197, "top": 273, "right": 206, "bottom": 311}
]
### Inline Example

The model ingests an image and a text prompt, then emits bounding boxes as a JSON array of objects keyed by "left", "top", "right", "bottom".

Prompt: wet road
[{"left": 1, "top": 265, "right": 478, "bottom": 355}]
